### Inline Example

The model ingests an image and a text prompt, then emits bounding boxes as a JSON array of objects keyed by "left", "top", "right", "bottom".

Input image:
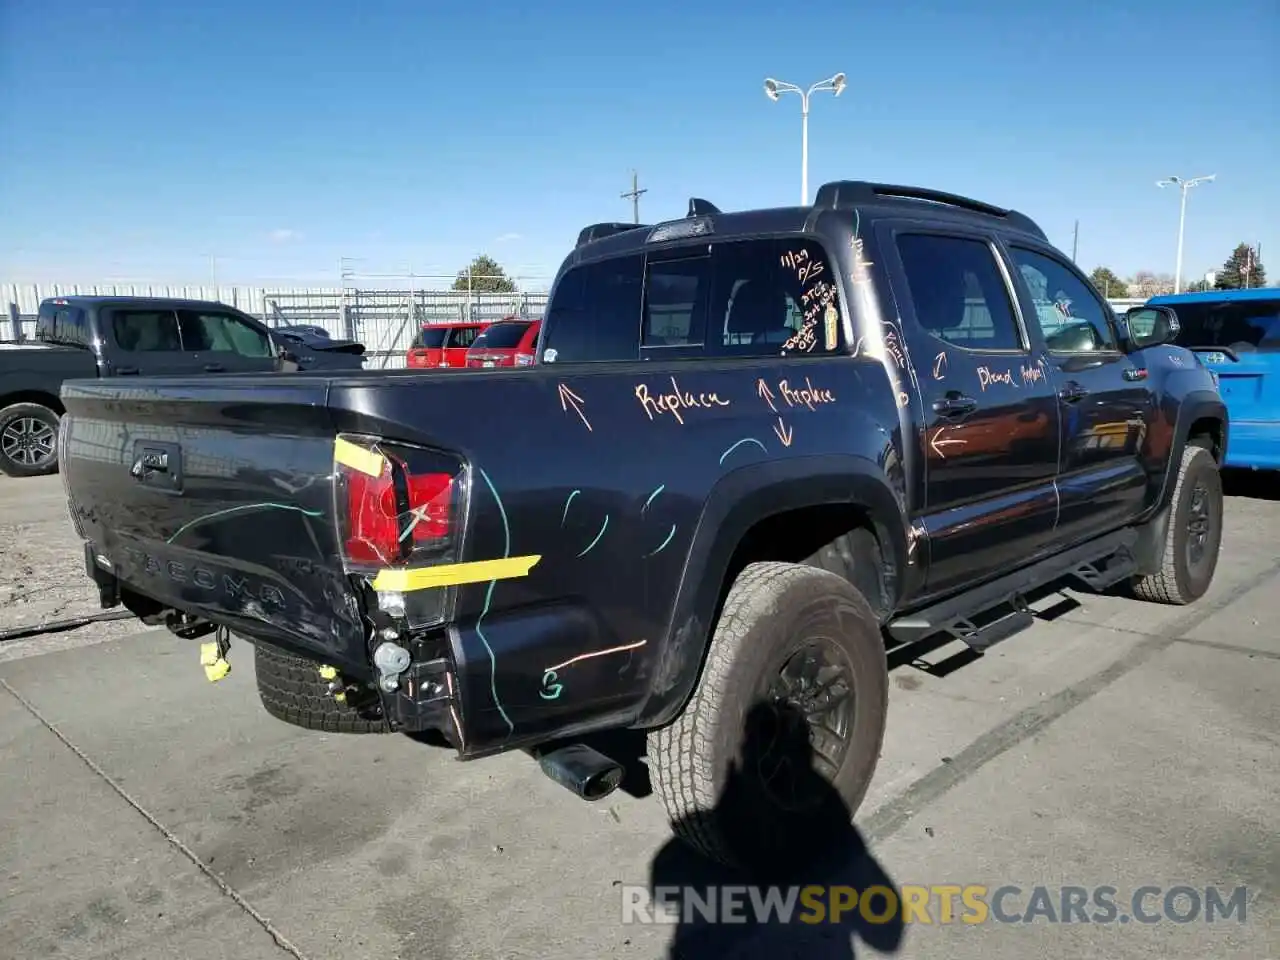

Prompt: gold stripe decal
[
  {"left": 333, "top": 437, "right": 385, "bottom": 477},
  {"left": 370, "top": 555, "right": 541, "bottom": 592}
]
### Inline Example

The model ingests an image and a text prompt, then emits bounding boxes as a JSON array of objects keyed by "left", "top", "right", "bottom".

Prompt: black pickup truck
[
  {"left": 58, "top": 182, "right": 1227, "bottom": 869},
  {"left": 0, "top": 296, "right": 365, "bottom": 477}
]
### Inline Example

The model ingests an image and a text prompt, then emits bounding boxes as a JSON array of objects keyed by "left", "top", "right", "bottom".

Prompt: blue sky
[{"left": 1, "top": 0, "right": 1276, "bottom": 290}]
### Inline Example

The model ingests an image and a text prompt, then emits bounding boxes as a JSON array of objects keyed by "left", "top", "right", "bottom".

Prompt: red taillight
[{"left": 342, "top": 456, "right": 454, "bottom": 567}]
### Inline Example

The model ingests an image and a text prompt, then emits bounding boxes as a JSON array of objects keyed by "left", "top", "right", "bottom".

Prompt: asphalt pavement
[{"left": 1, "top": 473, "right": 1277, "bottom": 959}]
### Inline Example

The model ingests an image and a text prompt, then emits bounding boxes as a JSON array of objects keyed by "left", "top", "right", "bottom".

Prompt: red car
[
  {"left": 464, "top": 318, "right": 542, "bottom": 368},
  {"left": 405, "top": 322, "right": 490, "bottom": 368}
]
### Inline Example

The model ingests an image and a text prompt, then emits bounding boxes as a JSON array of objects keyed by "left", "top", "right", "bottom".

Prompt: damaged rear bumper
[{"left": 85, "top": 541, "right": 650, "bottom": 758}]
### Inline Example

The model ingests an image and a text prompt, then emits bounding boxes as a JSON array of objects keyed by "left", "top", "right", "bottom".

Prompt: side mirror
[{"left": 1123, "top": 306, "right": 1180, "bottom": 350}]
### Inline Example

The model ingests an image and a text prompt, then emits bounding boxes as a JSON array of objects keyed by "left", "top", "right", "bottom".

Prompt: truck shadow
[{"left": 644, "top": 700, "right": 905, "bottom": 959}]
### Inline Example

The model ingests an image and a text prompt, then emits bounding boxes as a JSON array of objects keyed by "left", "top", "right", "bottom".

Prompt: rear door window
[
  {"left": 111, "top": 310, "right": 183, "bottom": 352},
  {"left": 895, "top": 233, "right": 1025, "bottom": 352}
]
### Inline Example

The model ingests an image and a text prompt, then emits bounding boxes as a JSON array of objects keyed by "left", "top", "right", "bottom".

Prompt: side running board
[{"left": 888, "top": 528, "right": 1139, "bottom": 651}]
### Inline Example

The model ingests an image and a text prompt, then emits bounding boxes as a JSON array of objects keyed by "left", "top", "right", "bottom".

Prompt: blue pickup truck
[{"left": 1144, "top": 287, "right": 1280, "bottom": 471}]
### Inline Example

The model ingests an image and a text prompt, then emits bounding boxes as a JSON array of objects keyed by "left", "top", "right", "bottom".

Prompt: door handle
[
  {"left": 932, "top": 395, "right": 977, "bottom": 417},
  {"left": 1059, "top": 381, "right": 1089, "bottom": 403},
  {"left": 115, "top": 366, "right": 139, "bottom": 375},
  {"left": 204, "top": 363, "right": 225, "bottom": 373}
]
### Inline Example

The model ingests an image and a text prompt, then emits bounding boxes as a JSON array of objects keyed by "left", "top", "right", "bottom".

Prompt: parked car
[
  {"left": 405, "top": 321, "right": 490, "bottom": 369},
  {"left": 0, "top": 296, "right": 365, "bottom": 477},
  {"left": 57, "top": 181, "right": 1226, "bottom": 870},
  {"left": 464, "top": 317, "right": 541, "bottom": 367},
  {"left": 1136, "top": 287, "right": 1279, "bottom": 470}
]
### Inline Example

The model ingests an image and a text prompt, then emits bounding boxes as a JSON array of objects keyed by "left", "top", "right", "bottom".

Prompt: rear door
[
  {"left": 881, "top": 225, "right": 1062, "bottom": 595},
  {"left": 100, "top": 307, "right": 206, "bottom": 377},
  {"left": 176, "top": 308, "right": 277, "bottom": 374}
]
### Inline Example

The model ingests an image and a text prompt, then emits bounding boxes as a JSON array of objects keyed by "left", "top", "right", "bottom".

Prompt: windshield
[
  {"left": 1167, "top": 298, "right": 1280, "bottom": 351},
  {"left": 472, "top": 321, "right": 531, "bottom": 349},
  {"left": 412, "top": 327, "right": 448, "bottom": 349}
]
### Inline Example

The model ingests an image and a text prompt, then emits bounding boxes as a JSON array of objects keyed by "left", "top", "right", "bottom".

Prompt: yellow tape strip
[
  {"left": 334, "top": 437, "right": 385, "bottom": 477},
  {"left": 370, "top": 555, "right": 541, "bottom": 592}
]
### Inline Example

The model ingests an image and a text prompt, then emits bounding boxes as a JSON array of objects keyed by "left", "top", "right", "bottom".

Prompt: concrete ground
[{"left": 0, "top": 472, "right": 1277, "bottom": 960}]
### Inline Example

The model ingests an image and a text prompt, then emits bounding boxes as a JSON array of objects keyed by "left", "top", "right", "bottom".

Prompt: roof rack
[
  {"left": 575, "top": 222, "right": 650, "bottom": 248},
  {"left": 812, "top": 180, "right": 1046, "bottom": 240}
]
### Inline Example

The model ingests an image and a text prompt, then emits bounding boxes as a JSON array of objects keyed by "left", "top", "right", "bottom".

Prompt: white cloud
[
  {"left": 494, "top": 232, "right": 522, "bottom": 243},
  {"left": 268, "top": 228, "right": 302, "bottom": 243}
]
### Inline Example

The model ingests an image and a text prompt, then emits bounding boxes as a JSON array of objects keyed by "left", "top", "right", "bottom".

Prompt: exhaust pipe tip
[{"left": 532, "top": 743, "right": 625, "bottom": 802}]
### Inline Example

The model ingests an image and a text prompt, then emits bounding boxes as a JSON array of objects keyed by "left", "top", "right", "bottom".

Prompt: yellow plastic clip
[
  {"left": 318, "top": 665, "right": 338, "bottom": 681},
  {"left": 200, "top": 627, "right": 232, "bottom": 683}
]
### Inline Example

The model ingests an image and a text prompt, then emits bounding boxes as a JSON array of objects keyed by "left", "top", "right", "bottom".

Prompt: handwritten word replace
[
  {"left": 778, "top": 377, "right": 837, "bottom": 411},
  {"left": 636, "top": 377, "right": 730, "bottom": 425}
]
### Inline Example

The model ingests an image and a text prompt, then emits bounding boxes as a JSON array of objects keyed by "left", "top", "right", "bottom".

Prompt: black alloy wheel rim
[
  {"left": 751, "top": 637, "right": 857, "bottom": 813},
  {"left": 1186, "top": 480, "right": 1213, "bottom": 570}
]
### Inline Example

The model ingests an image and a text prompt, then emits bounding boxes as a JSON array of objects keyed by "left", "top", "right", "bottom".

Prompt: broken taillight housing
[
  {"left": 333, "top": 434, "right": 469, "bottom": 628},
  {"left": 343, "top": 464, "right": 453, "bottom": 565}
]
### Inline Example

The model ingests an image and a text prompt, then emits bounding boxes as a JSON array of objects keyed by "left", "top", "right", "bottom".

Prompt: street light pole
[
  {"left": 1156, "top": 174, "right": 1215, "bottom": 294},
  {"left": 764, "top": 73, "right": 847, "bottom": 205}
]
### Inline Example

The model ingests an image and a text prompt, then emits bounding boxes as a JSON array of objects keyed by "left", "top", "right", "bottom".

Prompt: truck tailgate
[{"left": 59, "top": 375, "right": 368, "bottom": 667}]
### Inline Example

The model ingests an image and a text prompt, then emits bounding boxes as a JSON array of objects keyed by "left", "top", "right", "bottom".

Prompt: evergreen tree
[
  {"left": 1214, "top": 243, "right": 1267, "bottom": 290},
  {"left": 452, "top": 254, "right": 518, "bottom": 294}
]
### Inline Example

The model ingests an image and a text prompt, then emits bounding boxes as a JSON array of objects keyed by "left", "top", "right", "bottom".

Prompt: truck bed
[{"left": 60, "top": 358, "right": 901, "bottom": 752}]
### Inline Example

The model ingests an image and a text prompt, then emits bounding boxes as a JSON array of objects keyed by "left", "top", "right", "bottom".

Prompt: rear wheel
[
  {"left": 1130, "top": 442, "right": 1223, "bottom": 605},
  {"left": 253, "top": 640, "right": 390, "bottom": 734},
  {"left": 0, "top": 402, "right": 60, "bottom": 477},
  {"left": 648, "top": 561, "right": 889, "bottom": 872}
]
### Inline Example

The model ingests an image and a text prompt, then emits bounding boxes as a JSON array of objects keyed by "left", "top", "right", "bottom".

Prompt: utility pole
[
  {"left": 1071, "top": 220, "right": 1079, "bottom": 262},
  {"left": 621, "top": 171, "right": 647, "bottom": 224}
]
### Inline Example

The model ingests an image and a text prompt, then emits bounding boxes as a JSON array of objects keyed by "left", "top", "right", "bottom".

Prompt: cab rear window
[
  {"left": 1169, "top": 298, "right": 1280, "bottom": 351},
  {"left": 35, "top": 302, "right": 89, "bottom": 347},
  {"left": 473, "top": 321, "right": 531, "bottom": 349}
]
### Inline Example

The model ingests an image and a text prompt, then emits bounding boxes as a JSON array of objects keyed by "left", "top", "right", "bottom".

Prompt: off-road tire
[
  {"left": 0, "top": 402, "right": 60, "bottom": 477},
  {"left": 1130, "top": 442, "right": 1223, "bottom": 605},
  {"left": 253, "top": 640, "right": 390, "bottom": 734},
  {"left": 648, "top": 561, "right": 889, "bottom": 871}
]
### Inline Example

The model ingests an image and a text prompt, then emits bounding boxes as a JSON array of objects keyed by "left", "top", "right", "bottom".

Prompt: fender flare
[
  {"left": 1132, "top": 391, "right": 1226, "bottom": 576},
  {"left": 1160, "top": 390, "right": 1227, "bottom": 510},
  {"left": 635, "top": 453, "right": 906, "bottom": 728}
]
